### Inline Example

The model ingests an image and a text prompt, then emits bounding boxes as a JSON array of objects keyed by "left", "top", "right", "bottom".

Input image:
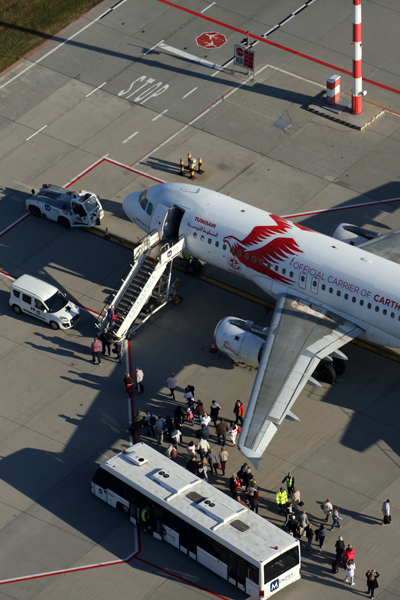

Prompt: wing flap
[{"left": 238, "top": 294, "right": 363, "bottom": 468}]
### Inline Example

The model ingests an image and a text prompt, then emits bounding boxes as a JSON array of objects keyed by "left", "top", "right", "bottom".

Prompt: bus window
[{"left": 263, "top": 546, "right": 299, "bottom": 585}]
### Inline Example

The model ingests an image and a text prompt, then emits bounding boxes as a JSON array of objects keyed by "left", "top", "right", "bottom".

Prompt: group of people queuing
[
  {"left": 277, "top": 474, "right": 383, "bottom": 595},
  {"left": 229, "top": 462, "right": 260, "bottom": 512}
]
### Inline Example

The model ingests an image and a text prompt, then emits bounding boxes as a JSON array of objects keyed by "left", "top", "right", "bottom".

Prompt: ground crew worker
[
  {"left": 141, "top": 506, "right": 151, "bottom": 533},
  {"left": 282, "top": 472, "right": 295, "bottom": 496},
  {"left": 276, "top": 486, "right": 288, "bottom": 513}
]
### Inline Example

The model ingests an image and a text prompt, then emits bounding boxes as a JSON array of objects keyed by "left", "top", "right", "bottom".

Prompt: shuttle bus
[{"left": 91, "top": 442, "right": 300, "bottom": 598}]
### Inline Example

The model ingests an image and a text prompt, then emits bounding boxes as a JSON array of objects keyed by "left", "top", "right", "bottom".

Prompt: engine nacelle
[
  {"left": 214, "top": 317, "right": 266, "bottom": 365},
  {"left": 331, "top": 223, "right": 379, "bottom": 247}
]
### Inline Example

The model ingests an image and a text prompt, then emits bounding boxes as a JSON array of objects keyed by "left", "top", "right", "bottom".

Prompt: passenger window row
[{"left": 320, "top": 283, "right": 397, "bottom": 318}]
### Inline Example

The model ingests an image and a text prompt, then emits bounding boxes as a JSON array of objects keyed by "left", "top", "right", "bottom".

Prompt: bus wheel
[
  {"left": 317, "top": 363, "right": 336, "bottom": 385},
  {"left": 29, "top": 205, "right": 41, "bottom": 217},
  {"left": 332, "top": 358, "right": 346, "bottom": 375},
  {"left": 58, "top": 217, "right": 70, "bottom": 228}
]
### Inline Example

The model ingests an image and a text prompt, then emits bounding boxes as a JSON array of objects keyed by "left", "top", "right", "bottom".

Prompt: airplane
[{"left": 123, "top": 182, "right": 400, "bottom": 468}]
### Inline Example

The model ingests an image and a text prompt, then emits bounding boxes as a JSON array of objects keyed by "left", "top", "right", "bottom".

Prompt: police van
[
  {"left": 10, "top": 275, "right": 80, "bottom": 330},
  {"left": 26, "top": 184, "right": 104, "bottom": 228}
]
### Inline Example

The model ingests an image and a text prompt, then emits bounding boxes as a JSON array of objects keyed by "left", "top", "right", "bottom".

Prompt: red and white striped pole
[{"left": 352, "top": 0, "right": 363, "bottom": 114}]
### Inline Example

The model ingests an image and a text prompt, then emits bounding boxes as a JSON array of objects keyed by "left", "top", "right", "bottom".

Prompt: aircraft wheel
[
  {"left": 185, "top": 265, "right": 195, "bottom": 275},
  {"left": 332, "top": 358, "right": 346, "bottom": 375},
  {"left": 317, "top": 363, "right": 336, "bottom": 385}
]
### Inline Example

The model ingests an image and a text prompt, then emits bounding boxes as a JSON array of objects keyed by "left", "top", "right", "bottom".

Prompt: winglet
[{"left": 285, "top": 410, "right": 300, "bottom": 422}]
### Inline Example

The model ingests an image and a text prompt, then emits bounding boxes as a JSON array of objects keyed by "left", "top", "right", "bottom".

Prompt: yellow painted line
[{"left": 84, "top": 226, "right": 400, "bottom": 363}]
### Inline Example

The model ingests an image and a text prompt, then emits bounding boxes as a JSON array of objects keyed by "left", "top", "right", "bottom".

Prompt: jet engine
[
  {"left": 214, "top": 317, "right": 267, "bottom": 365},
  {"left": 331, "top": 223, "right": 379, "bottom": 247}
]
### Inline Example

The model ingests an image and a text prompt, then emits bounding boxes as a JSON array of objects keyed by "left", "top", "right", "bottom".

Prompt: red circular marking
[
  {"left": 236, "top": 46, "right": 244, "bottom": 57},
  {"left": 196, "top": 31, "right": 227, "bottom": 49}
]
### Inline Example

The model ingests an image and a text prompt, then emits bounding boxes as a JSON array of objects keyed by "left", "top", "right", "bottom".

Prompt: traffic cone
[
  {"left": 104, "top": 227, "right": 110, "bottom": 240},
  {"left": 210, "top": 340, "right": 217, "bottom": 353}
]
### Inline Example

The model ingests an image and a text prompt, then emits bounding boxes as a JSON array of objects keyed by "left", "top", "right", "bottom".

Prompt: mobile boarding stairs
[{"left": 96, "top": 230, "right": 185, "bottom": 339}]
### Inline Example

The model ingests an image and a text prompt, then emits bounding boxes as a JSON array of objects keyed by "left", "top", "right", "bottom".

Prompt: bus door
[{"left": 228, "top": 552, "right": 246, "bottom": 592}]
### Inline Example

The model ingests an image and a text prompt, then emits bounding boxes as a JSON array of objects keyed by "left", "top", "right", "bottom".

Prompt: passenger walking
[
  {"left": 315, "top": 524, "right": 326, "bottom": 551},
  {"left": 291, "top": 486, "right": 301, "bottom": 511},
  {"left": 186, "top": 456, "right": 198, "bottom": 474},
  {"left": 251, "top": 488, "right": 260, "bottom": 513},
  {"left": 171, "top": 426, "right": 182, "bottom": 446},
  {"left": 344, "top": 559, "right": 356, "bottom": 586},
  {"left": 135, "top": 367, "right": 144, "bottom": 394},
  {"left": 382, "top": 498, "right": 391, "bottom": 525},
  {"left": 183, "top": 386, "right": 194, "bottom": 404},
  {"left": 166, "top": 443, "right": 177, "bottom": 460},
  {"left": 282, "top": 472, "right": 295, "bottom": 496},
  {"left": 331, "top": 506, "right": 343, "bottom": 530},
  {"left": 197, "top": 437, "right": 210, "bottom": 460},
  {"left": 166, "top": 373, "right": 177, "bottom": 399},
  {"left": 187, "top": 441, "right": 196, "bottom": 458},
  {"left": 276, "top": 486, "right": 288, "bottom": 513},
  {"left": 233, "top": 400, "right": 245, "bottom": 426},
  {"left": 335, "top": 536, "right": 345, "bottom": 567},
  {"left": 287, "top": 515, "right": 299, "bottom": 536},
  {"left": 216, "top": 418, "right": 229, "bottom": 446},
  {"left": 210, "top": 400, "right": 221, "bottom": 427},
  {"left": 113, "top": 337, "right": 122, "bottom": 362},
  {"left": 197, "top": 459, "right": 208, "bottom": 481},
  {"left": 298, "top": 510, "right": 310, "bottom": 536},
  {"left": 229, "top": 421, "right": 239, "bottom": 446},
  {"left": 194, "top": 400, "right": 205, "bottom": 423},
  {"left": 123, "top": 372, "right": 133, "bottom": 398},
  {"left": 144, "top": 411, "right": 155, "bottom": 437},
  {"left": 154, "top": 416, "right": 166, "bottom": 445},
  {"left": 219, "top": 447, "right": 229, "bottom": 475},
  {"left": 186, "top": 405, "right": 194, "bottom": 425},
  {"left": 91, "top": 337, "right": 102, "bottom": 364},
  {"left": 174, "top": 405, "right": 185, "bottom": 422},
  {"left": 201, "top": 412, "right": 211, "bottom": 427},
  {"left": 207, "top": 447, "right": 218, "bottom": 475},
  {"left": 305, "top": 524, "right": 314, "bottom": 551},
  {"left": 284, "top": 502, "right": 295, "bottom": 526},
  {"left": 105, "top": 304, "right": 115, "bottom": 328},
  {"left": 196, "top": 423, "right": 210, "bottom": 440},
  {"left": 366, "top": 570, "right": 379, "bottom": 599},
  {"left": 323, "top": 498, "right": 333, "bottom": 522},
  {"left": 230, "top": 474, "right": 241, "bottom": 500},
  {"left": 342, "top": 545, "right": 355, "bottom": 569},
  {"left": 129, "top": 410, "right": 144, "bottom": 443},
  {"left": 100, "top": 328, "right": 112, "bottom": 356}
]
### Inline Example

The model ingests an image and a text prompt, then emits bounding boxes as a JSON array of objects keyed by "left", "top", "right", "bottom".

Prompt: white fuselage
[{"left": 123, "top": 183, "right": 400, "bottom": 348}]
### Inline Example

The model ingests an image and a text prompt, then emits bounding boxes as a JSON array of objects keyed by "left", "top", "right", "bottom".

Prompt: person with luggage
[
  {"left": 366, "top": 569, "right": 379, "bottom": 599},
  {"left": 335, "top": 535, "right": 345, "bottom": 567},
  {"left": 166, "top": 443, "right": 177, "bottom": 460},
  {"left": 381, "top": 499, "right": 391, "bottom": 525}
]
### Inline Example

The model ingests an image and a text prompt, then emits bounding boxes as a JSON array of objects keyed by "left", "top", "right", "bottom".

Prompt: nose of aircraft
[{"left": 123, "top": 191, "right": 139, "bottom": 223}]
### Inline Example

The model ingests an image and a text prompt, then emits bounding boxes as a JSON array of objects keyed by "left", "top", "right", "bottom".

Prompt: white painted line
[
  {"left": 212, "top": 61, "right": 232, "bottom": 76},
  {"left": 201, "top": 2, "right": 215, "bottom": 13},
  {"left": 123, "top": 132, "right": 139, "bottom": 144},
  {"left": 152, "top": 109, "right": 168, "bottom": 121},
  {"left": 0, "top": 1, "right": 128, "bottom": 91},
  {"left": 182, "top": 87, "right": 198, "bottom": 99},
  {"left": 267, "top": 64, "right": 325, "bottom": 88},
  {"left": 0, "top": 213, "right": 30, "bottom": 237},
  {"left": 26, "top": 125, "right": 47, "bottom": 141},
  {"left": 85, "top": 82, "right": 107, "bottom": 97},
  {"left": 159, "top": 43, "right": 222, "bottom": 71},
  {"left": 143, "top": 40, "right": 164, "bottom": 55}
]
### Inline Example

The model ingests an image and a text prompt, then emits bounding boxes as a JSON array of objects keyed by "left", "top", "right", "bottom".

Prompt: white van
[{"left": 9, "top": 275, "right": 80, "bottom": 330}]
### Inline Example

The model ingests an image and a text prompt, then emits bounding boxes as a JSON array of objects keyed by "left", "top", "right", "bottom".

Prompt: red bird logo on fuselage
[{"left": 223, "top": 214, "right": 303, "bottom": 285}]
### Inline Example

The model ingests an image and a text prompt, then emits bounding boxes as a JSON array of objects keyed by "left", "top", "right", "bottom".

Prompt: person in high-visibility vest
[
  {"left": 282, "top": 472, "right": 295, "bottom": 496},
  {"left": 276, "top": 487, "right": 288, "bottom": 513},
  {"left": 141, "top": 506, "right": 151, "bottom": 533}
]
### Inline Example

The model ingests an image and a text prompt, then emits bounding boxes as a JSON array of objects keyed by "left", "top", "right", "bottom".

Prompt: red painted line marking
[
  {"left": 0, "top": 213, "right": 30, "bottom": 237},
  {"left": 134, "top": 556, "right": 230, "bottom": 600},
  {"left": 156, "top": 0, "right": 400, "bottom": 97},
  {"left": 64, "top": 157, "right": 106, "bottom": 188},
  {"left": 0, "top": 269, "right": 15, "bottom": 280},
  {"left": 103, "top": 157, "right": 165, "bottom": 183},
  {"left": 285, "top": 196, "right": 400, "bottom": 219}
]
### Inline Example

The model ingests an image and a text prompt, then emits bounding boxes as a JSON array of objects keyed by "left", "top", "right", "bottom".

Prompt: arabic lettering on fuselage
[{"left": 187, "top": 221, "right": 219, "bottom": 237}]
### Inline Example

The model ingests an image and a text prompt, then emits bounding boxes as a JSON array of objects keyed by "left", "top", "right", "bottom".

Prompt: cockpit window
[
  {"left": 146, "top": 202, "right": 153, "bottom": 216},
  {"left": 139, "top": 190, "right": 148, "bottom": 211}
]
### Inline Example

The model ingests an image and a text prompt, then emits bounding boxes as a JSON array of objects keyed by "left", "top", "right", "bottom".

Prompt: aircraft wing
[
  {"left": 238, "top": 294, "right": 363, "bottom": 469},
  {"left": 358, "top": 228, "right": 400, "bottom": 264}
]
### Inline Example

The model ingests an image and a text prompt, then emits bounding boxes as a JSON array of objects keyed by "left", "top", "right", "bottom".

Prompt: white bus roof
[{"left": 100, "top": 442, "right": 298, "bottom": 565}]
